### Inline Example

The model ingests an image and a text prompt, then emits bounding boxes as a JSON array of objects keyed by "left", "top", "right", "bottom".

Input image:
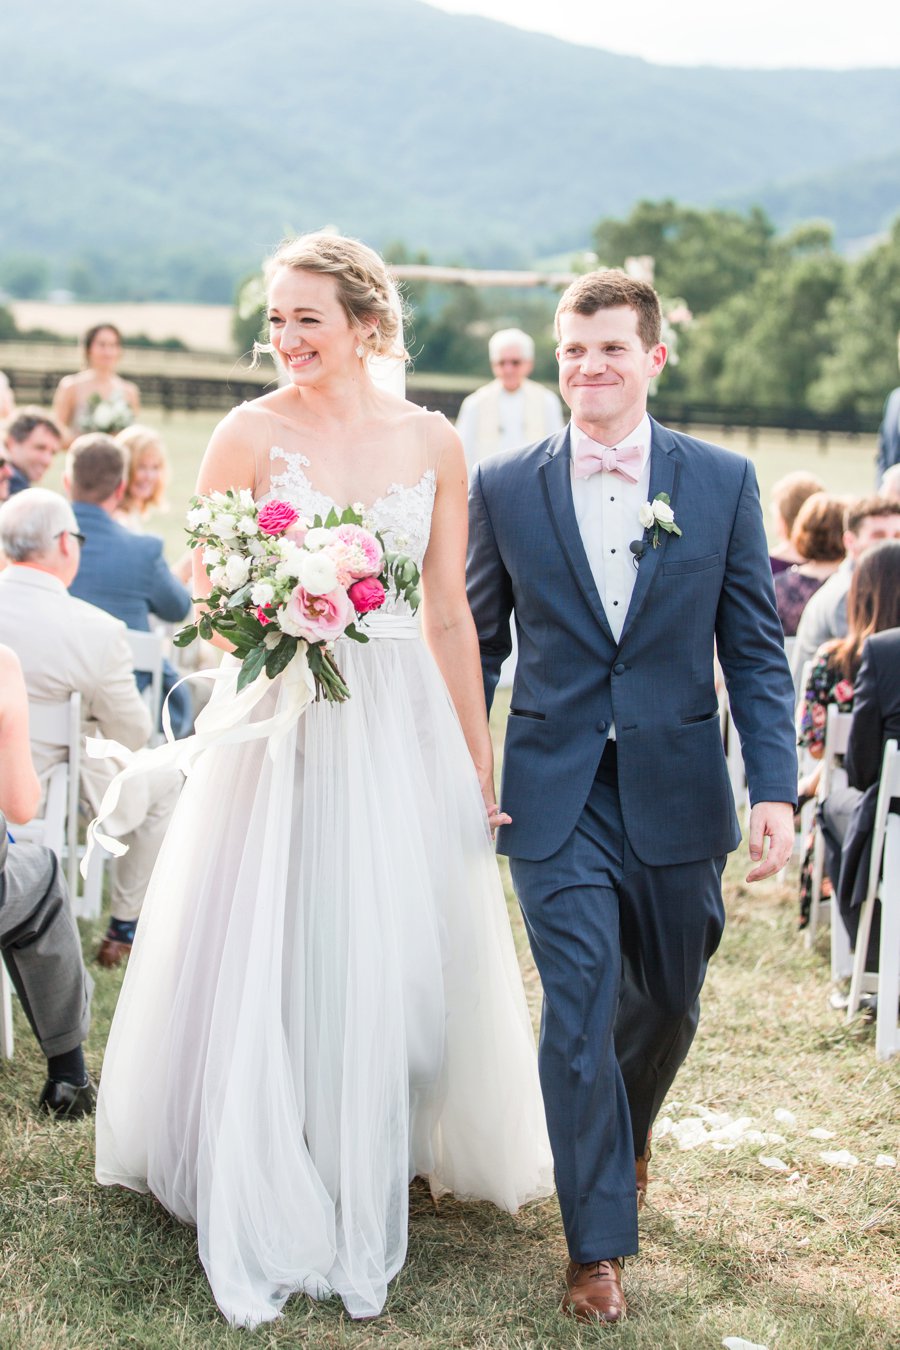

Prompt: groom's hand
[{"left": 746, "top": 802, "right": 795, "bottom": 881}]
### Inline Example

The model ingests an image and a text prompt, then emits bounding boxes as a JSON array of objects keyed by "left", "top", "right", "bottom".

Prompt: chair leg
[
  {"left": 847, "top": 891, "right": 878, "bottom": 1022},
  {"left": 876, "top": 818, "right": 900, "bottom": 1061},
  {"left": 0, "top": 962, "right": 14, "bottom": 1059}
]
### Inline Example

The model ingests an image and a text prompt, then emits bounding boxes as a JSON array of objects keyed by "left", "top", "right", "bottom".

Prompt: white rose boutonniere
[{"left": 639, "top": 492, "right": 682, "bottom": 549}]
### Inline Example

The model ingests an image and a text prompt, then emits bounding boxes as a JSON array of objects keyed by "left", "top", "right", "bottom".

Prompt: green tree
[
  {"left": 0, "top": 254, "right": 49, "bottom": 299},
  {"left": 808, "top": 215, "right": 900, "bottom": 414},
  {"left": 594, "top": 200, "right": 775, "bottom": 315}
]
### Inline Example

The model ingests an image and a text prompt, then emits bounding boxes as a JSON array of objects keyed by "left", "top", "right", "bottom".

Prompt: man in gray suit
[
  {"left": 467, "top": 270, "right": 797, "bottom": 1323},
  {"left": 0, "top": 490, "right": 181, "bottom": 969}
]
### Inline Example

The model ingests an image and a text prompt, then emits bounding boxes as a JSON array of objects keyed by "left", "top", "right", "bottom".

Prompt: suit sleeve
[
  {"left": 85, "top": 626, "right": 153, "bottom": 751},
  {"left": 714, "top": 458, "right": 798, "bottom": 806},
  {"left": 845, "top": 639, "right": 883, "bottom": 791},
  {"left": 146, "top": 537, "right": 192, "bottom": 622},
  {"left": 466, "top": 464, "right": 514, "bottom": 715}
]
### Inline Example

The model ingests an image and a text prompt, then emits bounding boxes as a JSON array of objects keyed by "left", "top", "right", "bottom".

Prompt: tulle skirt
[{"left": 95, "top": 627, "right": 553, "bottom": 1326}]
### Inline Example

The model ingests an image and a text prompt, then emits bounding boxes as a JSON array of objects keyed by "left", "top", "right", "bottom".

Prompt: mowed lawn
[{"left": 7, "top": 411, "right": 896, "bottom": 1348}]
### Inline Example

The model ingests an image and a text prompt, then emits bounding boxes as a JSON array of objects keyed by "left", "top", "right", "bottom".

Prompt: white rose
[
  {"left": 224, "top": 554, "right": 252, "bottom": 588},
  {"left": 298, "top": 551, "right": 338, "bottom": 595},
  {"left": 651, "top": 499, "right": 675, "bottom": 524},
  {"left": 250, "top": 581, "right": 275, "bottom": 606},
  {"left": 239, "top": 488, "right": 255, "bottom": 509},
  {"left": 187, "top": 505, "right": 212, "bottom": 529},
  {"left": 238, "top": 515, "right": 259, "bottom": 536},
  {"left": 247, "top": 538, "right": 265, "bottom": 557},
  {"left": 303, "top": 527, "right": 333, "bottom": 551},
  {"left": 638, "top": 502, "right": 655, "bottom": 530},
  {"left": 202, "top": 547, "right": 222, "bottom": 568},
  {"left": 92, "top": 402, "right": 115, "bottom": 430},
  {"left": 275, "top": 541, "right": 305, "bottom": 580},
  {"left": 209, "top": 565, "right": 227, "bottom": 587},
  {"left": 214, "top": 516, "right": 239, "bottom": 541}
]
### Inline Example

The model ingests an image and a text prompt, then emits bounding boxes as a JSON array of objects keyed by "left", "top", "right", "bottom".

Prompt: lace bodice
[{"left": 267, "top": 447, "right": 436, "bottom": 616}]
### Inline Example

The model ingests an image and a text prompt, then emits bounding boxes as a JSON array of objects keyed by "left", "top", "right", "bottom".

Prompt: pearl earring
[{"left": 355, "top": 343, "right": 365, "bottom": 358}]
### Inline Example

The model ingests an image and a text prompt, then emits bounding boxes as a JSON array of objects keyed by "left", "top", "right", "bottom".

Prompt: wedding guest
[
  {"left": 0, "top": 489, "right": 181, "bottom": 969},
  {"left": 455, "top": 328, "right": 564, "bottom": 472},
  {"left": 0, "top": 643, "right": 95, "bottom": 1118},
  {"left": 772, "top": 491, "right": 845, "bottom": 637},
  {"left": 790, "top": 496, "right": 900, "bottom": 694},
  {"left": 64, "top": 434, "right": 194, "bottom": 739},
  {"left": 880, "top": 463, "right": 900, "bottom": 503},
  {"left": 0, "top": 370, "right": 14, "bottom": 421},
  {"left": 768, "top": 470, "right": 825, "bottom": 574},
  {"left": 876, "top": 330, "right": 900, "bottom": 482},
  {"left": 52, "top": 324, "right": 140, "bottom": 448},
  {"left": 0, "top": 447, "right": 13, "bottom": 503},
  {"left": 3, "top": 408, "right": 63, "bottom": 495},
  {"left": 115, "top": 424, "right": 192, "bottom": 583},
  {"left": 468, "top": 268, "right": 796, "bottom": 1323}
]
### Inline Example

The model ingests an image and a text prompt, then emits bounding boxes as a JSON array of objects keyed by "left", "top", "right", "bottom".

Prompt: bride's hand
[{"left": 479, "top": 774, "right": 511, "bottom": 838}]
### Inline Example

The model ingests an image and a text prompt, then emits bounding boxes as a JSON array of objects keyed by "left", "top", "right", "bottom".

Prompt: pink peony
[
  {"left": 257, "top": 499, "right": 300, "bottom": 536},
  {"left": 280, "top": 584, "right": 354, "bottom": 643},
  {"left": 348, "top": 576, "right": 386, "bottom": 614},
  {"left": 333, "top": 523, "right": 383, "bottom": 577}
]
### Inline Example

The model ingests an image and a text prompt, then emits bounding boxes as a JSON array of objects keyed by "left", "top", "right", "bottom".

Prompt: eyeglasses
[{"left": 55, "top": 529, "right": 86, "bottom": 544}]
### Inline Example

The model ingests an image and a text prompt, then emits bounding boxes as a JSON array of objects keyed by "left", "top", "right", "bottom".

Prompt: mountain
[{"left": 2, "top": 0, "right": 899, "bottom": 297}]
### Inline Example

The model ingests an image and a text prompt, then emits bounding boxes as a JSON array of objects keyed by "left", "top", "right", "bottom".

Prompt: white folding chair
[
  {"left": 17, "top": 694, "right": 82, "bottom": 902},
  {"left": 0, "top": 961, "right": 13, "bottom": 1058},
  {"left": 806, "top": 705, "right": 854, "bottom": 983},
  {"left": 846, "top": 740, "right": 900, "bottom": 1060},
  {"left": 126, "top": 629, "right": 165, "bottom": 740}
]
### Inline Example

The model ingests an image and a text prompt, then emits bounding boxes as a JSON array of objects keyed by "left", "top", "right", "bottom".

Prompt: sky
[{"left": 427, "top": 0, "right": 900, "bottom": 69}]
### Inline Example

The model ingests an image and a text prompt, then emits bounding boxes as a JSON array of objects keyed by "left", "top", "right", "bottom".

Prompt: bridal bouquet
[{"left": 174, "top": 491, "right": 421, "bottom": 701}]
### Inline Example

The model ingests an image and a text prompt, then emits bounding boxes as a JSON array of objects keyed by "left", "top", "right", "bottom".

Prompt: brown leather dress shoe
[
  {"left": 636, "top": 1135, "right": 652, "bottom": 1211},
  {"left": 561, "top": 1259, "right": 626, "bottom": 1323},
  {"left": 96, "top": 936, "right": 132, "bottom": 969}
]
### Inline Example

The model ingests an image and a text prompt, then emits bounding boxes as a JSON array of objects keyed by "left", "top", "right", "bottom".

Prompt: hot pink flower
[
  {"left": 280, "top": 584, "right": 354, "bottom": 643},
  {"left": 348, "top": 576, "right": 386, "bottom": 614},
  {"left": 256, "top": 606, "right": 274, "bottom": 626},
  {"left": 333, "top": 523, "right": 383, "bottom": 577},
  {"left": 834, "top": 680, "right": 854, "bottom": 705},
  {"left": 258, "top": 499, "right": 300, "bottom": 536}
]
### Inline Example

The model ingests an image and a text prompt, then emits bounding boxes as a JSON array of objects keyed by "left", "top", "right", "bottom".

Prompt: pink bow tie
[{"left": 572, "top": 441, "right": 643, "bottom": 483}]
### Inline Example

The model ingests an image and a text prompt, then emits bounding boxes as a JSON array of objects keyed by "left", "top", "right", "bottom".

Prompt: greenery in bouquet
[
  {"left": 174, "top": 490, "right": 420, "bottom": 701},
  {"left": 80, "top": 391, "right": 135, "bottom": 435}
]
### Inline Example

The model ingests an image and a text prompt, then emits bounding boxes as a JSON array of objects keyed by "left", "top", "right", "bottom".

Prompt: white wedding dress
[{"left": 95, "top": 404, "right": 554, "bottom": 1327}]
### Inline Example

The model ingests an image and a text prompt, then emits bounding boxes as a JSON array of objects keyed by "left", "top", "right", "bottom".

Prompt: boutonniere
[{"left": 638, "top": 493, "right": 682, "bottom": 549}]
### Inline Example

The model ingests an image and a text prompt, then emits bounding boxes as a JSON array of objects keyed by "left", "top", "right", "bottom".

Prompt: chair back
[
  {"left": 17, "top": 693, "right": 82, "bottom": 900},
  {"left": 126, "top": 629, "right": 164, "bottom": 732}
]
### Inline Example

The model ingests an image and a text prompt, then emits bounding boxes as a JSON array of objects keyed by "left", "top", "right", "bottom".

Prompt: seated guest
[
  {"left": 0, "top": 489, "right": 182, "bottom": 968},
  {"left": 774, "top": 492, "right": 846, "bottom": 637},
  {"left": 768, "top": 470, "right": 825, "bottom": 575},
  {"left": 115, "top": 424, "right": 192, "bottom": 583},
  {"left": 0, "top": 642, "right": 95, "bottom": 1118},
  {"left": 880, "top": 464, "right": 900, "bottom": 504},
  {"left": 3, "top": 408, "right": 63, "bottom": 495},
  {"left": 64, "top": 433, "right": 194, "bottom": 739},
  {"left": 791, "top": 496, "right": 900, "bottom": 695},
  {"left": 798, "top": 542, "right": 900, "bottom": 933}
]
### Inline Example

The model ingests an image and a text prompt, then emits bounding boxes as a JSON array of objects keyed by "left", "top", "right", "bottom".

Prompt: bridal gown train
[{"left": 95, "top": 405, "right": 554, "bottom": 1327}]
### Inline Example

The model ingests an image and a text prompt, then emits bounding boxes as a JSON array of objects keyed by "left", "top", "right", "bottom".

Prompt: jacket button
[
  {"left": 597, "top": 721, "right": 607, "bottom": 733},
  {"left": 613, "top": 663, "right": 626, "bottom": 675}
]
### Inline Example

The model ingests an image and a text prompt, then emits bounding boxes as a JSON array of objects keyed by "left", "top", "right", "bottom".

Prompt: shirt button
[
  {"left": 610, "top": 548, "right": 616, "bottom": 554},
  {"left": 613, "top": 600, "right": 619, "bottom": 606},
  {"left": 613, "top": 662, "right": 626, "bottom": 675}
]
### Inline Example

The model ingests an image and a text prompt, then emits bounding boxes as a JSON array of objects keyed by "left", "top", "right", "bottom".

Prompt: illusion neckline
[{"left": 269, "top": 454, "right": 436, "bottom": 517}]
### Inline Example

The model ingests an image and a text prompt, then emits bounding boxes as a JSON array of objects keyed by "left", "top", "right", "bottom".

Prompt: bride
[{"left": 95, "top": 231, "right": 553, "bottom": 1327}]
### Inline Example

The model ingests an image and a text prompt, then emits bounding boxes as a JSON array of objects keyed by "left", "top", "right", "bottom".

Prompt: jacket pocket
[
  {"left": 662, "top": 552, "right": 720, "bottom": 576},
  {"left": 681, "top": 709, "right": 719, "bottom": 725},
  {"left": 509, "top": 708, "right": 546, "bottom": 721}
]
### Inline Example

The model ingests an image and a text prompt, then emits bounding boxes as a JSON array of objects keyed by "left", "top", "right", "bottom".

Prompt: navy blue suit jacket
[
  {"left": 68, "top": 502, "right": 190, "bottom": 632},
  {"left": 467, "top": 419, "right": 798, "bottom": 865}
]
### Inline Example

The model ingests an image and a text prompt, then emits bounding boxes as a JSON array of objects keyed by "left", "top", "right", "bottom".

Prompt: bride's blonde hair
[{"left": 264, "top": 231, "right": 408, "bottom": 363}]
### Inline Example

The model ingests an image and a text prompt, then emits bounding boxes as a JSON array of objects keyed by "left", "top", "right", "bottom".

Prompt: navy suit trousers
[{"left": 510, "top": 747, "right": 726, "bottom": 1263}]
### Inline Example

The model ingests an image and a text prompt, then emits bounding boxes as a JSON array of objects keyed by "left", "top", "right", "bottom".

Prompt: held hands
[
  {"left": 746, "top": 801, "right": 795, "bottom": 882},
  {"left": 479, "top": 772, "right": 511, "bottom": 839}
]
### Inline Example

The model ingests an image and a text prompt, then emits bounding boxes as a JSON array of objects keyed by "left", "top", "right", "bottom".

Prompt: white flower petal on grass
[
  {"left": 819, "top": 1150, "right": 859, "bottom": 1168},
  {"left": 759, "top": 1155, "right": 789, "bottom": 1171},
  {"left": 875, "top": 1154, "right": 896, "bottom": 1168},
  {"left": 653, "top": 1116, "right": 674, "bottom": 1139},
  {"left": 774, "top": 1109, "right": 797, "bottom": 1126},
  {"left": 689, "top": 1104, "right": 734, "bottom": 1127},
  {"left": 722, "top": 1337, "right": 770, "bottom": 1350},
  {"left": 808, "top": 1127, "right": 836, "bottom": 1140}
]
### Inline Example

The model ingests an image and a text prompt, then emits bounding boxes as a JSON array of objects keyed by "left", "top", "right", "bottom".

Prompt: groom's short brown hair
[{"left": 555, "top": 270, "right": 662, "bottom": 350}]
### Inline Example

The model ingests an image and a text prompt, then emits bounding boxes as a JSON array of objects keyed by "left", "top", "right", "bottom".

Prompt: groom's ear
[{"left": 649, "top": 343, "right": 668, "bottom": 378}]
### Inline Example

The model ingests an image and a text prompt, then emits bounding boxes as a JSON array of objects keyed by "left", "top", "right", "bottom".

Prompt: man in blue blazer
[
  {"left": 467, "top": 270, "right": 797, "bottom": 1324},
  {"left": 64, "top": 434, "right": 194, "bottom": 738}
]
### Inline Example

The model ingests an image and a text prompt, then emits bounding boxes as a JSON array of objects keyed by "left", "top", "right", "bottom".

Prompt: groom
[{"left": 466, "top": 270, "right": 797, "bottom": 1324}]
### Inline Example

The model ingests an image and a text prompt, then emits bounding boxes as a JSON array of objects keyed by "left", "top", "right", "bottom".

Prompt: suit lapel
[
  {"left": 539, "top": 428, "right": 617, "bottom": 647},
  {"left": 618, "top": 419, "right": 681, "bottom": 645}
]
